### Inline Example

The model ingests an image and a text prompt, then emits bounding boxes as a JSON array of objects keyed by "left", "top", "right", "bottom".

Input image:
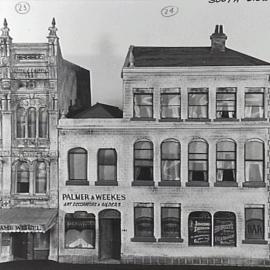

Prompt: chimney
[{"left": 210, "top": 25, "right": 227, "bottom": 52}]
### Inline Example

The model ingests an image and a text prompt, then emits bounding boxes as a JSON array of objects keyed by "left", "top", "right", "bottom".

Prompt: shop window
[
  {"left": 160, "top": 139, "right": 180, "bottom": 183},
  {"left": 188, "top": 211, "right": 211, "bottom": 246},
  {"left": 216, "top": 88, "right": 236, "bottom": 119},
  {"left": 188, "top": 88, "right": 208, "bottom": 119},
  {"left": 28, "top": 107, "right": 36, "bottom": 138},
  {"left": 188, "top": 140, "right": 208, "bottom": 184},
  {"left": 133, "top": 203, "right": 155, "bottom": 241},
  {"left": 68, "top": 148, "right": 88, "bottom": 184},
  {"left": 133, "top": 89, "right": 153, "bottom": 119},
  {"left": 35, "top": 161, "right": 47, "bottom": 194},
  {"left": 16, "top": 161, "right": 30, "bottom": 193},
  {"left": 244, "top": 90, "right": 264, "bottom": 119},
  {"left": 160, "top": 205, "right": 181, "bottom": 239},
  {"left": 38, "top": 108, "right": 48, "bottom": 138},
  {"left": 16, "top": 107, "right": 26, "bottom": 138},
  {"left": 34, "top": 232, "right": 49, "bottom": 250},
  {"left": 133, "top": 140, "right": 153, "bottom": 185},
  {"left": 97, "top": 149, "right": 117, "bottom": 184},
  {"left": 244, "top": 207, "right": 265, "bottom": 243},
  {"left": 160, "top": 88, "right": 181, "bottom": 119},
  {"left": 245, "top": 140, "right": 264, "bottom": 182},
  {"left": 65, "top": 212, "right": 95, "bottom": 249},
  {"left": 214, "top": 212, "right": 236, "bottom": 246},
  {"left": 216, "top": 140, "right": 236, "bottom": 182}
]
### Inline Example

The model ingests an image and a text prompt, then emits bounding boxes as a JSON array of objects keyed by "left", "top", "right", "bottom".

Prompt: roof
[
  {"left": 71, "top": 102, "right": 123, "bottom": 118},
  {"left": 0, "top": 208, "right": 57, "bottom": 233},
  {"left": 125, "top": 46, "right": 270, "bottom": 67}
]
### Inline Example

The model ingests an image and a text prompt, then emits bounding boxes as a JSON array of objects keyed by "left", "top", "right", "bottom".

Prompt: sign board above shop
[
  {"left": 62, "top": 193, "right": 127, "bottom": 208},
  {"left": 0, "top": 224, "right": 45, "bottom": 233}
]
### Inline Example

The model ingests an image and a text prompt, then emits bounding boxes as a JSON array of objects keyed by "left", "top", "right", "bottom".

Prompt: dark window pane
[
  {"left": 245, "top": 208, "right": 264, "bottom": 240},
  {"left": 17, "top": 162, "right": 29, "bottom": 193},
  {"left": 134, "top": 206, "right": 154, "bottom": 237},
  {"left": 189, "top": 212, "right": 211, "bottom": 246},
  {"left": 161, "top": 207, "right": 180, "bottom": 238},
  {"left": 98, "top": 149, "right": 116, "bottom": 165},
  {"left": 68, "top": 148, "right": 87, "bottom": 180},
  {"left": 214, "top": 212, "right": 236, "bottom": 246}
]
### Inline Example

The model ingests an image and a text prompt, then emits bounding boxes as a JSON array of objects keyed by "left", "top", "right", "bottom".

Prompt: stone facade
[
  {"left": 0, "top": 19, "right": 91, "bottom": 262},
  {"left": 57, "top": 27, "right": 270, "bottom": 266}
]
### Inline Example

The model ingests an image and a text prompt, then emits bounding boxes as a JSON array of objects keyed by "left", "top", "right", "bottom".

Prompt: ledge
[
  {"left": 158, "top": 181, "right": 181, "bottom": 187},
  {"left": 130, "top": 117, "right": 156, "bottom": 121},
  {"left": 242, "top": 181, "right": 266, "bottom": 188},
  {"left": 159, "top": 118, "right": 183, "bottom": 122},
  {"left": 131, "top": 236, "right": 156, "bottom": 242},
  {"left": 241, "top": 118, "right": 267, "bottom": 122},
  {"left": 95, "top": 180, "right": 118, "bottom": 186},
  {"left": 132, "top": 180, "right": 154, "bottom": 186},
  {"left": 65, "top": 180, "right": 89, "bottom": 186},
  {"left": 214, "top": 181, "right": 238, "bottom": 187},
  {"left": 185, "top": 181, "right": 209, "bottom": 187},
  {"left": 242, "top": 239, "right": 268, "bottom": 245},
  {"left": 158, "top": 237, "right": 183, "bottom": 243},
  {"left": 213, "top": 118, "right": 239, "bottom": 122},
  {"left": 185, "top": 119, "right": 211, "bottom": 122}
]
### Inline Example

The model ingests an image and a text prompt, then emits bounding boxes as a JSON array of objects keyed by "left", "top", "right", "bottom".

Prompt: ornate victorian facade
[{"left": 0, "top": 19, "right": 90, "bottom": 261}]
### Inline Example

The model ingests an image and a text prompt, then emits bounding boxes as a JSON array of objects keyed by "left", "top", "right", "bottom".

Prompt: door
[
  {"left": 13, "top": 233, "right": 28, "bottom": 259},
  {"left": 99, "top": 209, "right": 121, "bottom": 260}
]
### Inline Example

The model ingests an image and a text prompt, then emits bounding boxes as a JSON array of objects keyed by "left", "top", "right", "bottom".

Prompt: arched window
[
  {"left": 188, "top": 211, "right": 211, "bottom": 246},
  {"left": 16, "top": 161, "right": 29, "bottom": 193},
  {"left": 16, "top": 107, "right": 26, "bottom": 138},
  {"left": 39, "top": 107, "right": 48, "bottom": 138},
  {"left": 36, "top": 161, "right": 47, "bottom": 194},
  {"left": 68, "top": 148, "right": 87, "bottom": 181},
  {"left": 65, "top": 212, "right": 95, "bottom": 249},
  {"left": 188, "top": 140, "right": 208, "bottom": 182},
  {"left": 134, "top": 140, "right": 153, "bottom": 181},
  {"left": 216, "top": 140, "right": 236, "bottom": 182},
  {"left": 214, "top": 212, "right": 236, "bottom": 246},
  {"left": 245, "top": 140, "right": 264, "bottom": 182},
  {"left": 161, "top": 139, "right": 180, "bottom": 181},
  {"left": 98, "top": 149, "right": 117, "bottom": 182},
  {"left": 28, "top": 107, "right": 36, "bottom": 138}
]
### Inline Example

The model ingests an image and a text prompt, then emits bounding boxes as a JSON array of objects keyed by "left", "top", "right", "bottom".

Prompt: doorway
[
  {"left": 99, "top": 209, "right": 121, "bottom": 260},
  {"left": 13, "top": 233, "right": 28, "bottom": 259}
]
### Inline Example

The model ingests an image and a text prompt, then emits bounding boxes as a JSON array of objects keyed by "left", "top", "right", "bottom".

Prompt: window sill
[
  {"left": 214, "top": 182, "right": 238, "bottom": 187},
  {"left": 242, "top": 239, "right": 267, "bottom": 245},
  {"left": 95, "top": 180, "right": 118, "bottom": 186},
  {"left": 12, "top": 194, "right": 49, "bottom": 201},
  {"left": 131, "top": 236, "right": 156, "bottom": 242},
  {"left": 242, "top": 181, "right": 266, "bottom": 188},
  {"left": 186, "top": 181, "right": 209, "bottom": 187},
  {"left": 213, "top": 118, "right": 239, "bottom": 122},
  {"left": 159, "top": 118, "right": 183, "bottom": 122},
  {"left": 132, "top": 181, "right": 154, "bottom": 186},
  {"left": 185, "top": 119, "right": 211, "bottom": 122},
  {"left": 241, "top": 118, "right": 267, "bottom": 122},
  {"left": 130, "top": 117, "right": 156, "bottom": 121},
  {"left": 66, "top": 180, "right": 89, "bottom": 186},
  {"left": 158, "top": 181, "right": 181, "bottom": 187},
  {"left": 158, "top": 237, "right": 183, "bottom": 243}
]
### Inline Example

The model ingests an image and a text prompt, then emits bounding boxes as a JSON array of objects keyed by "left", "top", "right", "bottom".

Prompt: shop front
[{"left": 0, "top": 208, "right": 57, "bottom": 261}]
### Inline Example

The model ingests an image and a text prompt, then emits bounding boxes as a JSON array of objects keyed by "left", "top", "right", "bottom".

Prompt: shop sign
[
  {"left": 62, "top": 193, "right": 126, "bottom": 207},
  {"left": 0, "top": 224, "right": 44, "bottom": 232}
]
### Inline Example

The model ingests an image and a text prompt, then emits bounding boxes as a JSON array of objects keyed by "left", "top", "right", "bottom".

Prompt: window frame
[
  {"left": 216, "top": 140, "right": 237, "bottom": 185},
  {"left": 244, "top": 140, "right": 265, "bottom": 186},
  {"left": 132, "top": 140, "right": 154, "bottom": 186},
  {"left": 216, "top": 88, "right": 237, "bottom": 120},
  {"left": 96, "top": 148, "right": 117, "bottom": 186},
  {"left": 67, "top": 147, "right": 88, "bottom": 185},
  {"left": 188, "top": 89, "right": 209, "bottom": 120},
  {"left": 131, "top": 203, "right": 156, "bottom": 242},
  {"left": 244, "top": 90, "right": 265, "bottom": 119},
  {"left": 133, "top": 90, "right": 154, "bottom": 119},
  {"left": 160, "top": 88, "right": 181, "bottom": 120}
]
